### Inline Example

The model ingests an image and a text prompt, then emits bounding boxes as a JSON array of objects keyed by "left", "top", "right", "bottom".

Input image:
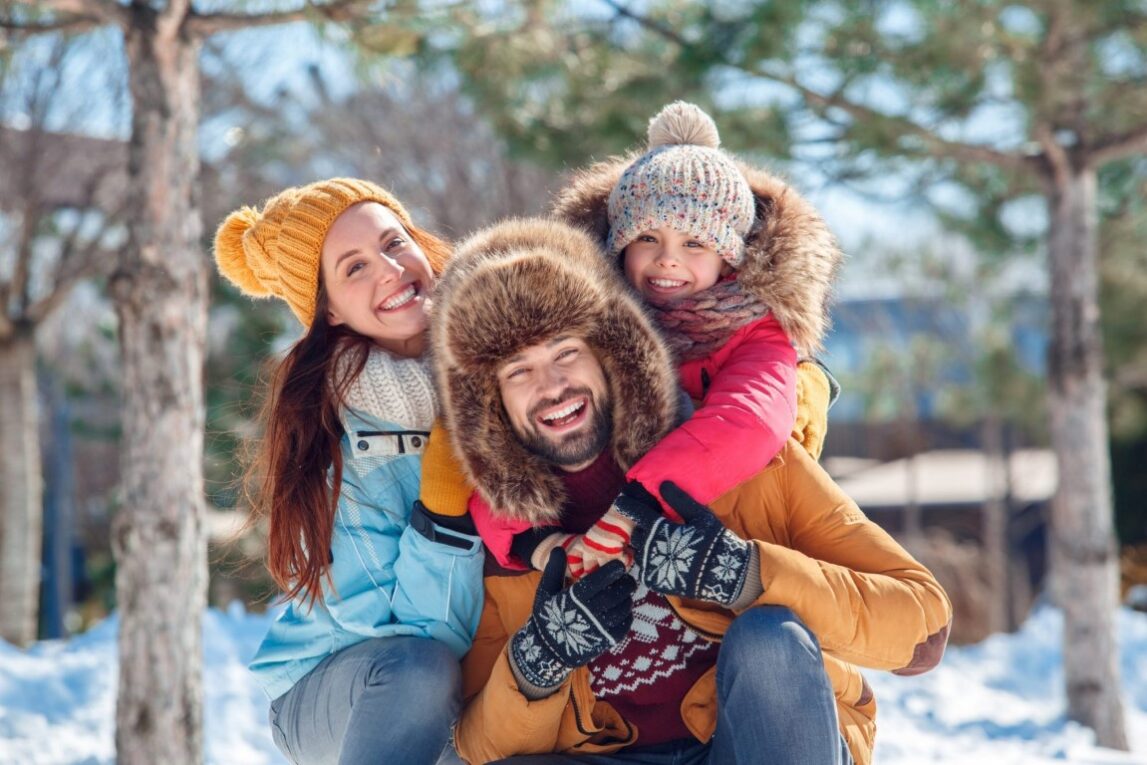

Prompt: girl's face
[
  {"left": 622, "top": 226, "right": 729, "bottom": 301},
  {"left": 320, "top": 202, "right": 435, "bottom": 358}
]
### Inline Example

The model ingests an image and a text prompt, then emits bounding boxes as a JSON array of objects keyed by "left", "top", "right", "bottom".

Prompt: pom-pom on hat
[
  {"left": 606, "top": 102, "right": 755, "bottom": 267},
  {"left": 213, "top": 178, "right": 415, "bottom": 327}
]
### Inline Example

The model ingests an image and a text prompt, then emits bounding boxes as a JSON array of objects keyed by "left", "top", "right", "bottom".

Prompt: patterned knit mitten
[
  {"left": 614, "top": 480, "right": 755, "bottom": 608},
  {"left": 509, "top": 549, "right": 636, "bottom": 694}
]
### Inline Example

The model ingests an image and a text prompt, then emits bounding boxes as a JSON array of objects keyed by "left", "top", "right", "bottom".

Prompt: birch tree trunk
[
  {"left": 1045, "top": 164, "right": 1128, "bottom": 749},
  {"left": 109, "top": 6, "right": 208, "bottom": 763},
  {"left": 0, "top": 331, "right": 42, "bottom": 646}
]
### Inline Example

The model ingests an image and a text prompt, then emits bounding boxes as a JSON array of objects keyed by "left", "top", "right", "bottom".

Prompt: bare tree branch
[
  {"left": 186, "top": 7, "right": 310, "bottom": 36},
  {"left": 1091, "top": 126, "right": 1147, "bottom": 167},
  {"left": 11, "top": 201, "right": 39, "bottom": 319},
  {"left": 1034, "top": 122, "right": 1071, "bottom": 186},
  {"left": 25, "top": 251, "right": 108, "bottom": 324},
  {"left": 53, "top": 166, "right": 128, "bottom": 274},
  {"left": 0, "top": 32, "right": 124, "bottom": 328},
  {"left": 26, "top": 266, "right": 92, "bottom": 325},
  {"left": 186, "top": 0, "right": 368, "bottom": 37},
  {"left": 0, "top": 16, "right": 102, "bottom": 34},
  {"left": 600, "top": 0, "right": 691, "bottom": 48},
  {"left": 0, "top": 270, "right": 9, "bottom": 327},
  {"left": 765, "top": 68, "right": 1032, "bottom": 171},
  {"left": 36, "top": 0, "right": 126, "bottom": 25},
  {"left": 6, "top": 121, "right": 53, "bottom": 322}
]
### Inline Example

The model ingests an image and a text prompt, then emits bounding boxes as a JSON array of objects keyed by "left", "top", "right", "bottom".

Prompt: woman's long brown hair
[{"left": 246, "top": 221, "right": 452, "bottom": 609}]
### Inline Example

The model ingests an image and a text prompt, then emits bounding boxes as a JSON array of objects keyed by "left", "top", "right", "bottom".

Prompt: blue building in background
[{"left": 822, "top": 293, "right": 1048, "bottom": 440}]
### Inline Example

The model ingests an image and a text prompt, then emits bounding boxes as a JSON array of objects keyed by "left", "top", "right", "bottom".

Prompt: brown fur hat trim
[{"left": 430, "top": 218, "right": 678, "bottom": 524}]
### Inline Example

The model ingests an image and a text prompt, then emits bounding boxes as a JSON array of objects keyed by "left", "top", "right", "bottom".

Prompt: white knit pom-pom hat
[{"left": 606, "top": 101, "right": 755, "bottom": 267}]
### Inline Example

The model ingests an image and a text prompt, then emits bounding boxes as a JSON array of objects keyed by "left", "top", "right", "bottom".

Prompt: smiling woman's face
[{"left": 320, "top": 202, "right": 435, "bottom": 358}]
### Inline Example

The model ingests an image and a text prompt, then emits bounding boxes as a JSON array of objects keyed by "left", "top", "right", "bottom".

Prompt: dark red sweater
[{"left": 554, "top": 451, "right": 718, "bottom": 746}]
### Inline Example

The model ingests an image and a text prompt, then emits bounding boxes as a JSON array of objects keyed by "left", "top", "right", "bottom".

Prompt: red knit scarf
[{"left": 645, "top": 276, "right": 769, "bottom": 362}]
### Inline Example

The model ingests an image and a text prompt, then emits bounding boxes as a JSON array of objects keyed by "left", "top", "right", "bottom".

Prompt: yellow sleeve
[
  {"left": 791, "top": 360, "right": 831, "bottom": 461},
  {"left": 420, "top": 419, "right": 472, "bottom": 517},
  {"left": 752, "top": 443, "right": 953, "bottom": 674}
]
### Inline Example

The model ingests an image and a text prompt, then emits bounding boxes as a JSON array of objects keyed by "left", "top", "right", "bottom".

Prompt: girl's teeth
[{"left": 650, "top": 278, "right": 686, "bottom": 288}]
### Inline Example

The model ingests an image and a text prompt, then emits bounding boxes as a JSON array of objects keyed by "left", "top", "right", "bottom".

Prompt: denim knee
[
  {"left": 713, "top": 606, "right": 844, "bottom": 765},
  {"left": 720, "top": 605, "right": 823, "bottom": 670},
  {"left": 363, "top": 637, "right": 461, "bottom": 711}
]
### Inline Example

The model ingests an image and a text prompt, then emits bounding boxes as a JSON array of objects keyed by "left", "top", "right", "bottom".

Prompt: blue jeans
[
  {"left": 492, "top": 606, "right": 851, "bottom": 765},
  {"left": 269, "top": 636, "right": 463, "bottom": 765}
]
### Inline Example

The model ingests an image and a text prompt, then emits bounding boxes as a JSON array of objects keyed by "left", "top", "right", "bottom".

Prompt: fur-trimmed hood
[
  {"left": 551, "top": 154, "right": 843, "bottom": 354},
  {"left": 430, "top": 217, "right": 679, "bottom": 525}
]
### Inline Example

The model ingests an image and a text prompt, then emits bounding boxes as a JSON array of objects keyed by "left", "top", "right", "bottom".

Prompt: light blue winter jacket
[{"left": 248, "top": 401, "right": 485, "bottom": 701}]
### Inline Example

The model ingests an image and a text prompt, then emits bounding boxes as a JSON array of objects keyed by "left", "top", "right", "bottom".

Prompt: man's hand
[
  {"left": 509, "top": 548, "right": 636, "bottom": 695},
  {"left": 613, "top": 480, "right": 757, "bottom": 608}
]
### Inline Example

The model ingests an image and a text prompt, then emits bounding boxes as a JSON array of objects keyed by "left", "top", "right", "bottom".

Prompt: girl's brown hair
[{"left": 247, "top": 222, "right": 450, "bottom": 608}]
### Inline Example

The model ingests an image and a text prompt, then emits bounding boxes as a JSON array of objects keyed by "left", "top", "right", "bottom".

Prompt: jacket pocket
[
  {"left": 832, "top": 661, "right": 877, "bottom": 764},
  {"left": 679, "top": 665, "right": 718, "bottom": 743}
]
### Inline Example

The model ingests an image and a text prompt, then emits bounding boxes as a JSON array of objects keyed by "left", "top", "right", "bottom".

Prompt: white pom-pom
[{"left": 647, "top": 101, "right": 721, "bottom": 150}]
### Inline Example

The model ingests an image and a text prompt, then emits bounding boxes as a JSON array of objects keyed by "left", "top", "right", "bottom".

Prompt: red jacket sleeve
[
  {"left": 627, "top": 314, "right": 798, "bottom": 517},
  {"left": 469, "top": 493, "right": 536, "bottom": 570}
]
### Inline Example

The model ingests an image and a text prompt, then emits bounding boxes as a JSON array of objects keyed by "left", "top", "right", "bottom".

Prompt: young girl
[
  {"left": 214, "top": 178, "right": 483, "bottom": 765},
  {"left": 469, "top": 102, "right": 842, "bottom": 577}
]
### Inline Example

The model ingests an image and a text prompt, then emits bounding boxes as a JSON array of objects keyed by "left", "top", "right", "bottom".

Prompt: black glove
[
  {"left": 613, "top": 480, "right": 754, "bottom": 607},
  {"left": 509, "top": 548, "right": 636, "bottom": 693}
]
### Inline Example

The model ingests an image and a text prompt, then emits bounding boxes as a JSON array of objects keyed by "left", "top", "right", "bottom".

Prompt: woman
[{"left": 214, "top": 178, "right": 484, "bottom": 764}]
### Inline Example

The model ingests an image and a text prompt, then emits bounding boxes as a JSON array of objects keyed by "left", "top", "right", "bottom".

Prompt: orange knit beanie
[{"left": 213, "top": 178, "right": 414, "bottom": 326}]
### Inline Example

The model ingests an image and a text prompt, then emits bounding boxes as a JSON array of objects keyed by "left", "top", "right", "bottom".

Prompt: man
[{"left": 429, "top": 218, "right": 952, "bottom": 765}]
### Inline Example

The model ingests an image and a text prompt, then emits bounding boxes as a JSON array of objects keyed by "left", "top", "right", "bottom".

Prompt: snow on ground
[{"left": 0, "top": 604, "right": 1144, "bottom": 765}]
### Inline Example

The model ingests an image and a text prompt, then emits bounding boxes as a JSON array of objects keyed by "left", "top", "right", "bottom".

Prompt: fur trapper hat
[
  {"left": 430, "top": 217, "right": 678, "bottom": 525},
  {"left": 553, "top": 147, "right": 843, "bottom": 355}
]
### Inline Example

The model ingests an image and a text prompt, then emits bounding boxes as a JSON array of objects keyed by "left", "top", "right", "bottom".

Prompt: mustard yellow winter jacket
[{"left": 454, "top": 440, "right": 953, "bottom": 765}]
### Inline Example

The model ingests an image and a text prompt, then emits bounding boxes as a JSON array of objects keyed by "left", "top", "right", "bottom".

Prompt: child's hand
[
  {"left": 529, "top": 531, "right": 578, "bottom": 573},
  {"left": 565, "top": 534, "right": 634, "bottom": 581},
  {"left": 529, "top": 514, "right": 637, "bottom": 580},
  {"left": 567, "top": 508, "right": 636, "bottom": 579}
]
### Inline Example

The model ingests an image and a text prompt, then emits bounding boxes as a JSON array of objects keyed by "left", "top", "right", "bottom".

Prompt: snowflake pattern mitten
[
  {"left": 509, "top": 548, "right": 636, "bottom": 694},
  {"left": 614, "top": 480, "right": 754, "bottom": 607}
]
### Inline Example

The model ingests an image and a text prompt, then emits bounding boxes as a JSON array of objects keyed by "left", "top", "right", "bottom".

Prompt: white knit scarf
[{"left": 339, "top": 345, "right": 440, "bottom": 431}]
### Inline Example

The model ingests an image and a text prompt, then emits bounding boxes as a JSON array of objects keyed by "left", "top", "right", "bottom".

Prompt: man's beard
[{"left": 517, "top": 387, "right": 612, "bottom": 468}]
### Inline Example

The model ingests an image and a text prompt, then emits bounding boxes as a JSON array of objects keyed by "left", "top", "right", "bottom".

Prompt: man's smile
[{"left": 534, "top": 396, "right": 590, "bottom": 433}]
